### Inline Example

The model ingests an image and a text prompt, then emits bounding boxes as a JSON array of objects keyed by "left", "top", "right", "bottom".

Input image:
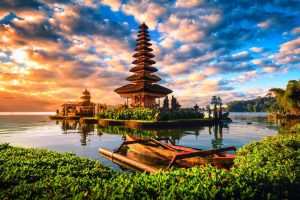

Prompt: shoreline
[{"left": 267, "top": 113, "right": 300, "bottom": 119}]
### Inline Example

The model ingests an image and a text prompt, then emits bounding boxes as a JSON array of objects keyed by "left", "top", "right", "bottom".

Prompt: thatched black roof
[
  {"left": 133, "top": 51, "right": 155, "bottom": 58},
  {"left": 115, "top": 22, "right": 172, "bottom": 98},
  {"left": 136, "top": 37, "right": 150, "bottom": 42},
  {"left": 135, "top": 46, "right": 153, "bottom": 52},
  {"left": 115, "top": 83, "right": 172, "bottom": 95},
  {"left": 126, "top": 74, "right": 161, "bottom": 82},
  {"left": 139, "top": 22, "right": 149, "bottom": 29},
  {"left": 132, "top": 59, "right": 156, "bottom": 65},
  {"left": 129, "top": 66, "right": 158, "bottom": 73}
]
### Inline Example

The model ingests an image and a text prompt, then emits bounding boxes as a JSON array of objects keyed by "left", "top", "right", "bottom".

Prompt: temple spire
[
  {"left": 114, "top": 22, "right": 172, "bottom": 108},
  {"left": 127, "top": 22, "right": 160, "bottom": 83}
]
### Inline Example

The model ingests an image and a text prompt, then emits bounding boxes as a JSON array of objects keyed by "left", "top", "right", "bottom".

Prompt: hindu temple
[
  {"left": 115, "top": 22, "right": 172, "bottom": 108},
  {"left": 58, "top": 89, "right": 95, "bottom": 117}
]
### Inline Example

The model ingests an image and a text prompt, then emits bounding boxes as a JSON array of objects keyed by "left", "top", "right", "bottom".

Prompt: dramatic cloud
[
  {"left": 122, "top": 0, "right": 168, "bottom": 29},
  {"left": 250, "top": 47, "right": 263, "bottom": 53},
  {"left": 0, "top": 0, "right": 300, "bottom": 111},
  {"left": 176, "top": 0, "right": 204, "bottom": 8},
  {"left": 257, "top": 19, "right": 273, "bottom": 29},
  {"left": 101, "top": 0, "right": 121, "bottom": 11},
  {"left": 275, "top": 37, "right": 300, "bottom": 65},
  {"left": 292, "top": 27, "right": 300, "bottom": 35},
  {"left": 263, "top": 66, "right": 277, "bottom": 73}
]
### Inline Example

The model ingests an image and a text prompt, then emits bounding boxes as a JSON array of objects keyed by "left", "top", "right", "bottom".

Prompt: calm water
[{"left": 0, "top": 112, "right": 280, "bottom": 171}]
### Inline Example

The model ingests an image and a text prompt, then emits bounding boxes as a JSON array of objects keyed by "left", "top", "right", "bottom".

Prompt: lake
[{"left": 0, "top": 112, "right": 280, "bottom": 171}]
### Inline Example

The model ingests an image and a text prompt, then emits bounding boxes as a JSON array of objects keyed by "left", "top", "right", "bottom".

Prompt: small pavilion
[
  {"left": 60, "top": 89, "right": 95, "bottom": 116},
  {"left": 115, "top": 22, "right": 172, "bottom": 108}
]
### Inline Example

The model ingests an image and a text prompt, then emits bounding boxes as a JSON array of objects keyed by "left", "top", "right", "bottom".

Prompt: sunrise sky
[{"left": 0, "top": 0, "right": 300, "bottom": 111}]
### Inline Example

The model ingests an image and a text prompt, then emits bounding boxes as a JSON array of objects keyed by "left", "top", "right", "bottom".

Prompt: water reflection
[
  {"left": 0, "top": 113, "right": 283, "bottom": 171},
  {"left": 267, "top": 117, "right": 300, "bottom": 127},
  {"left": 58, "top": 120, "right": 101, "bottom": 145},
  {"left": 209, "top": 124, "right": 227, "bottom": 149},
  {"left": 57, "top": 120, "right": 230, "bottom": 149}
]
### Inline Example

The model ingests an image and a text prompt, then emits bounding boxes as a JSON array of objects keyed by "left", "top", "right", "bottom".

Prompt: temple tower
[
  {"left": 80, "top": 89, "right": 91, "bottom": 104},
  {"left": 115, "top": 22, "right": 172, "bottom": 108}
]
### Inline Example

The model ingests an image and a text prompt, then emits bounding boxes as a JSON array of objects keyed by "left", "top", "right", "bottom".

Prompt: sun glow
[
  {"left": 11, "top": 79, "right": 20, "bottom": 86},
  {"left": 11, "top": 49, "right": 28, "bottom": 64},
  {"left": 2, "top": 35, "right": 10, "bottom": 42}
]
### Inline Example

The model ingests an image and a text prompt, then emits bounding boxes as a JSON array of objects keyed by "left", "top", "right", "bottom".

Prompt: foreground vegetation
[{"left": 1, "top": 124, "right": 300, "bottom": 199}]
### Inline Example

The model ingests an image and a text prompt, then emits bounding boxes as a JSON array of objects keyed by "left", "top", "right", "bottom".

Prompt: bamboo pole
[{"left": 99, "top": 148, "right": 159, "bottom": 173}]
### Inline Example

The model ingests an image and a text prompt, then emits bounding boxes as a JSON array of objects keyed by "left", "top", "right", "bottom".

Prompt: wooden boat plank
[{"left": 125, "top": 134, "right": 236, "bottom": 169}]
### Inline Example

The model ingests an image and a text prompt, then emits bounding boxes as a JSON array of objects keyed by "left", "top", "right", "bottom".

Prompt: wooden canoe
[{"left": 125, "top": 134, "right": 236, "bottom": 169}]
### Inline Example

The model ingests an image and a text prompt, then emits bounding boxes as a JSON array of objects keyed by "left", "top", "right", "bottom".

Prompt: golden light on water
[{"left": 0, "top": 112, "right": 55, "bottom": 115}]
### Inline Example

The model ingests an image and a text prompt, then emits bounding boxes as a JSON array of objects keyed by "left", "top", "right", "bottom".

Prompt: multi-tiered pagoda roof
[{"left": 115, "top": 23, "right": 172, "bottom": 99}]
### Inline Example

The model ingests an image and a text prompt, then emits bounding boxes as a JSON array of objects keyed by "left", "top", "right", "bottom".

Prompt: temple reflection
[
  {"left": 58, "top": 120, "right": 98, "bottom": 145},
  {"left": 57, "top": 120, "right": 229, "bottom": 148}
]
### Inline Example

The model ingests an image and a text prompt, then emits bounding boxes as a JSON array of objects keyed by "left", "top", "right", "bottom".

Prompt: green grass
[{"left": 1, "top": 124, "right": 300, "bottom": 199}]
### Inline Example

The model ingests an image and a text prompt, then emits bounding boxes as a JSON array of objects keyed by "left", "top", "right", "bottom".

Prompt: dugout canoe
[{"left": 125, "top": 134, "right": 236, "bottom": 169}]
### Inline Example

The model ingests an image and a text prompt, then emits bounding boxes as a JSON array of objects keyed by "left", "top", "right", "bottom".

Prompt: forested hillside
[{"left": 226, "top": 97, "right": 278, "bottom": 112}]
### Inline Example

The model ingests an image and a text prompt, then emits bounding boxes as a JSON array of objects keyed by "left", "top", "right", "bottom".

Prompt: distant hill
[{"left": 226, "top": 97, "right": 278, "bottom": 112}]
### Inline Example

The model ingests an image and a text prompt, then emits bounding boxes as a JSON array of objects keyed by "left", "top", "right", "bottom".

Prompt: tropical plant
[
  {"left": 97, "top": 108, "right": 204, "bottom": 121},
  {"left": 97, "top": 108, "right": 158, "bottom": 121},
  {"left": 270, "top": 80, "right": 300, "bottom": 115}
]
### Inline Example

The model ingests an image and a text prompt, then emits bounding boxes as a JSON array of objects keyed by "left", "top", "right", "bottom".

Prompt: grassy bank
[{"left": 1, "top": 125, "right": 300, "bottom": 199}]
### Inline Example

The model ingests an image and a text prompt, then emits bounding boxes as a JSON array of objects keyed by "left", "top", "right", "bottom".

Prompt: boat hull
[{"left": 125, "top": 134, "right": 235, "bottom": 169}]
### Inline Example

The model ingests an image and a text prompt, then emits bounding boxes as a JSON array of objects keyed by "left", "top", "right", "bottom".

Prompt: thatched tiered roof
[
  {"left": 115, "top": 22, "right": 172, "bottom": 97},
  {"left": 80, "top": 89, "right": 91, "bottom": 101}
]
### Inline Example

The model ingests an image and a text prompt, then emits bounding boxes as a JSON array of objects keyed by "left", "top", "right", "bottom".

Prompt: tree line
[
  {"left": 226, "top": 79, "right": 300, "bottom": 115},
  {"left": 226, "top": 97, "right": 277, "bottom": 112},
  {"left": 269, "top": 80, "right": 300, "bottom": 116}
]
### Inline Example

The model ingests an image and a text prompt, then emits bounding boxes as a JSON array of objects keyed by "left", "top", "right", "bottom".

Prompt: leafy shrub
[
  {"left": 97, "top": 108, "right": 158, "bottom": 121},
  {"left": 280, "top": 123, "right": 300, "bottom": 135},
  {"left": 0, "top": 144, "right": 114, "bottom": 199},
  {"left": 1, "top": 124, "right": 299, "bottom": 199},
  {"left": 158, "top": 109, "right": 204, "bottom": 121},
  {"left": 97, "top": 108, "right": 204, "bottom": 121}
]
